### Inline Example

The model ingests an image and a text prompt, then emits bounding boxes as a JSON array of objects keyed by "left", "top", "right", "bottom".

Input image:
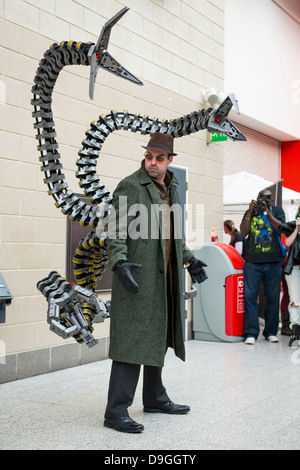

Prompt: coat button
[{"left": 159, "top": 268, "right": 163, "bottom": 273}]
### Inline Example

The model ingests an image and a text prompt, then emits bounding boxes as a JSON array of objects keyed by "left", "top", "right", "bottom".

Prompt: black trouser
[
  {"left": 105, "top": 270, "right": 173, "bottom": 420},
  {"left": 104, "top": 361, "right": 170, "bottom": 419}
]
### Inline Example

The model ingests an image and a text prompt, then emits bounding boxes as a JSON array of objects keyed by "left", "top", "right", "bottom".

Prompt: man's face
[
  {"left": 258, "top": 190, "right": 273, "bottom": 208},
  {"left": 144, "top": 149, "right": 173, "bottom": 183}
]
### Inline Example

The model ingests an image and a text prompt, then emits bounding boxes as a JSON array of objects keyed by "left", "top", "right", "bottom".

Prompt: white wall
[{"left": 224, "top": 0, "right": 300, "bottom": 140}]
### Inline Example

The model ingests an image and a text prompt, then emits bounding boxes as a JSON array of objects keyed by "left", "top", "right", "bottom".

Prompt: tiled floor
[{"left": 0, "top": 335, "right": 299, "bottom": 450}]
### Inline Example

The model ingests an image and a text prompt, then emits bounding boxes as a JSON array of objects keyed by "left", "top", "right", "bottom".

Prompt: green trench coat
[{"left": 106, "top": 160, "right": 194, "bottom": 367}]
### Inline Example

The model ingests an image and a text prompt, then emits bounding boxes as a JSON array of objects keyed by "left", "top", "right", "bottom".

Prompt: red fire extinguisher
[{"left": 211, "top": 227, "right": 219, "bottom": 242}]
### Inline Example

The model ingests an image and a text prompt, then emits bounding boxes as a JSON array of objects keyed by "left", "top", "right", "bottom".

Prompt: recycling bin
[{"left": 192, "top": 242, "right": 245, "bottom": 342}]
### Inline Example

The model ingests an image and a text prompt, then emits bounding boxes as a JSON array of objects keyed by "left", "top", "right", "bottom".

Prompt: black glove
[
  {"left": 114, "top": 261, "right": 142, "bottom": 294},
  {"left": 187, "top": 257, "right": 208, "bottom": 284}
]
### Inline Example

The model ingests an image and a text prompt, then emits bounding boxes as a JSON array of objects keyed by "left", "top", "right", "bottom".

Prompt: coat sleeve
[
  {"left": 273, "top": 206, "right": 286, "bottom": 224},
  {"left": 278, "top": 220, "right": 296, "bottom": 236},
  {"left": 182, "top": 242, "right": 194, "bottom": 265},
  {"left": 170, "top": 183, "right": 194, "bottom": 264},
  {"left": 106, "top": 179, "right": 139, "bottom": 270}
]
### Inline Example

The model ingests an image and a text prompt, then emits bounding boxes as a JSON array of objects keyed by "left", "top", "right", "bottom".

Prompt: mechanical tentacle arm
[
  {"left": 32, "top": 11, "right": 245, "bottom": 228},
  {"left": 32, "top": 7, "right": 246, "bottom": 347}
]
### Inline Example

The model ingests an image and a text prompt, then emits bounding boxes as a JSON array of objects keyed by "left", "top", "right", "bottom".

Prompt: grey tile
[
  {"left": 80, "top": 336, "right": 108, "bottom": 365},
  {"left": 51, "top": 343, "right": 80, "bottom": 372},
  {"left": 0, "top": 353, "right": 17, "bottom": 384},
  {"left": 17, "top": 349, "right": 50, "bottom": 380}
]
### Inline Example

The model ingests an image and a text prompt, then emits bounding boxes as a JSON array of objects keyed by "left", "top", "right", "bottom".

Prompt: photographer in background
[{"left": 240, "top": 189, "right": 286, "bottom": 344}]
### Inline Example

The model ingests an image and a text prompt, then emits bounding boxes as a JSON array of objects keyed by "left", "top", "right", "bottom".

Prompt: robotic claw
[
  {"left": 37, "top": 271, "right": 110, "bottom": 348},
  {"left": 88, "top": 6, "right": 143, "bottom": 100}
]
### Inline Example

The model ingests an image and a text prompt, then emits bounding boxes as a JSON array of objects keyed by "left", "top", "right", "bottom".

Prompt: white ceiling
[
  {"left": 225, "top": 0, "right": 300, "bottom": 141},
  {"left": 232, "top": 112, "right": 299, "bottom": 142},
  {"left": 272, "top": 0, "right": 300, "bottom": 24}
]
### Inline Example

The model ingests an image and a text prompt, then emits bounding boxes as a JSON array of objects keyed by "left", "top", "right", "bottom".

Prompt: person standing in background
[
  {"left": 240, "top": 189, "right": 286, "bottom": 344},
  {"left": 278, "top": 205, "right": 300, "bottom": 346},
  {"left": 223, "top": 219, "right": 244, "bottom": 255}
]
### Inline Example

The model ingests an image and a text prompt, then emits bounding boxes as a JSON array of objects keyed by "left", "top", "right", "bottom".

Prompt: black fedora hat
[{"left": 142, "top": 132, "right": 177, "bottom": 156}]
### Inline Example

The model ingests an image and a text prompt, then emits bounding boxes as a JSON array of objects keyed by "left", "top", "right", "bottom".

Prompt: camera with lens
[
  {"left": 253, "top": 198, "right": 265, "bottom": 215},
  {"left": 256, "top": 199, "right": 265, "bottom": 209}
]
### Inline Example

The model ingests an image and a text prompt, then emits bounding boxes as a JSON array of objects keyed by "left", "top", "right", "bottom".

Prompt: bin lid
[{"left": 214, "top": 243, "right": 244, "bottom": 270}]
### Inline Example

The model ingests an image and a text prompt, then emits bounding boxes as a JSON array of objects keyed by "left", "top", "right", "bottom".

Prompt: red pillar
[{"left": 281, "top": 141, "right": 300, "bottom": 192}]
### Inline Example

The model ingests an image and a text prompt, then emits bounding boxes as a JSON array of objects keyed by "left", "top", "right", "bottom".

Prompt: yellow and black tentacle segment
[{"left": 72, "top": 232, "right": 108, "bottom": 291}]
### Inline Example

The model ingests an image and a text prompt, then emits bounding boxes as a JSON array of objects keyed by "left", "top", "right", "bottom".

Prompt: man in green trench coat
[{"left": 104, "top": 133, "right": 208, "bottom": 433}]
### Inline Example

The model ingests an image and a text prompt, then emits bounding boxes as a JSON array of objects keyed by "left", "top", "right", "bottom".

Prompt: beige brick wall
[{"left": 0, "top": 0, "right": 224, "bottom": 359}]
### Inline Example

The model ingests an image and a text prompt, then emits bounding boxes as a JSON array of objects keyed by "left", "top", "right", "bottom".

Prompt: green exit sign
[{"left": 211, "top": 133, "right": 227, "bottom": 142}]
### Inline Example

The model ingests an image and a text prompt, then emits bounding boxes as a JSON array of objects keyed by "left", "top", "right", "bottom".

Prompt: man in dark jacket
[
  {"left": 240, "top": 189, "right": 285, "bottom": 345},
  {"left": 104, "top": 133, "right": 207, "bottom": 433}
]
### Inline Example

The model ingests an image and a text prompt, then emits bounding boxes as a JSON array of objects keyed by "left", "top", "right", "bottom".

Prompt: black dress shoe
[
  {"left": 144, "top": 400, "right": 190, "bottom": 414},
  {"left": 104, "top": 416, "right": 144, "bottom": 433}
]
